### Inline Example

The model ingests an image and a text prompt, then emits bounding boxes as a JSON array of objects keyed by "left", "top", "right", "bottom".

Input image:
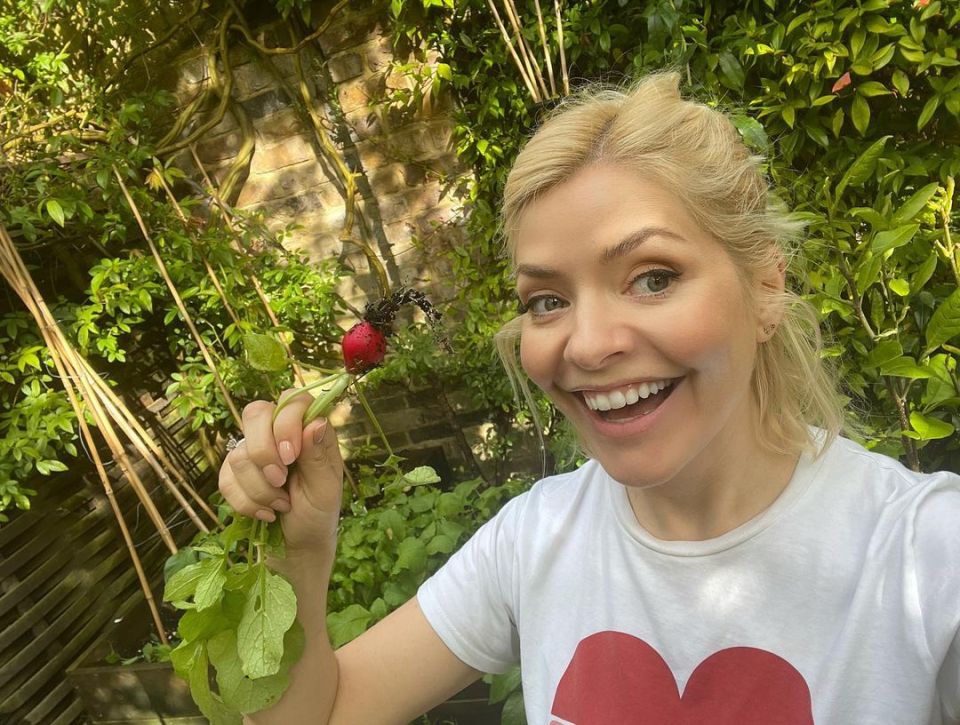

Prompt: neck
[{"left": 624, "top": 426, "right": 801, "bottom": 542}]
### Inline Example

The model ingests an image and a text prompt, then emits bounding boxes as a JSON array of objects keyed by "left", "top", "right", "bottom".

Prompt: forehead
[{"left": 512, "top": 164, "right": 706, "bottom": 264}]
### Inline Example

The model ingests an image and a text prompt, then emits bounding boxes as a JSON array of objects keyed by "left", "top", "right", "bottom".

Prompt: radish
[
  {"left": 342, "top": 321, "right": 387, "bottom": 374},
  {"left": 273, "top": 286, "right": 448, "bottom": 425}
]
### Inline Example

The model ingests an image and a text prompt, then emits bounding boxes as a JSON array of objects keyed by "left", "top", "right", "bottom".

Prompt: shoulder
[
  {"left": 818, "top": 434, "right": 960, "bottom": 506},
  {"left": 808, "top": 433, "right": 960, "bottom": 570},
  {"left": 473, "top": 460, "right": 609, "bottom": 550}
]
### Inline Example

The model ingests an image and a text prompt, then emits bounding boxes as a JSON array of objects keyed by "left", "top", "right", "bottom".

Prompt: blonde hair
[{"left": 495, "top": 72, "right": 843, "bottom": 457}]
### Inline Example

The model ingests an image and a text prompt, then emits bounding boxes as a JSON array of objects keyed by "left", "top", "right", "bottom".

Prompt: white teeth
[{"left": 582, "top": 379, "right": 674, "bottom": 411}]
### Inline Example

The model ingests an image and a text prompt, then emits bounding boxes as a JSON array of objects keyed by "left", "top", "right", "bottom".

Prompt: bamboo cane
[
  {"left": 82, "top": 367, "right": 215, "bottom": 530},
  {"left": 532, "top": 0, "right": 557, "bottom": 97},
  {"left": 43, "top": 342, "right": 170, "bottom": 644},
  {"left": 112, "top": 165, "right": 243, "bottom": 427},
  {"left": 502, "top": 0, "right": 550, "bottom": 100},
  {"left": 155, "top": 169, "right": 243, "bottom": 328},
  {"left": 188, "top": 144, "right": 308, "bottom": 387},
  {"left": 0, "top": 230, "right": 178, "bottom": 553},
  {"left": 554, "top": 0, "right": 570, "bottom": 95},
  {"left": 487, "top": 0, "right": 540, "bottom": 101},
  {"left": 0, "top": 225, "right": 171, "bottom": 644}
]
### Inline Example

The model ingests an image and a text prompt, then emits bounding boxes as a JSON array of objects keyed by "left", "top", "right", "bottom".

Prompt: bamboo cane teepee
[{"left": 0, "top": 222, "right": 220, "bottom": 643}]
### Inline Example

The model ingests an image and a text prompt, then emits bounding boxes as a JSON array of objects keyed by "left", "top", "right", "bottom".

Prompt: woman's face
[{"left": 515, "top": 164, "right": 778, "bottom": 490}]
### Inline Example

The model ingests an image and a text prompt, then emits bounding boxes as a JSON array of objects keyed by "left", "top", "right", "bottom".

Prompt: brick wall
[{"left": 166, "top": 2, "right": 502, "bottom": 479}]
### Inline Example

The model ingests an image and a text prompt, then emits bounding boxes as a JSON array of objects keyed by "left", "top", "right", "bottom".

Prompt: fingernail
[
  {"left": 263, "top": 464, "right": 287, "bottom": 487},
  {"left": 279, "top": 441, "right": 295, "bottom": 466},
  {"left": 313, "top": 419, "right": 327, "bottom": 445},
  {"left": 255, "top": 509, "right": 276, "bottom": 522},
  {"left": 271, "top": 498, "right": 291, "bottom": 513}
]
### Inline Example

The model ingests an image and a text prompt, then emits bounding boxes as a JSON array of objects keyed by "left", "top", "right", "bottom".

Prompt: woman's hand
[{"left": 219, "top": 390, "right": 344, "bottom": 557}]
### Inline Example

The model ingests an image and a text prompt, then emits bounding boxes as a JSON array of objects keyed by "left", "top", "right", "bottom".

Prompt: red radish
[{"left": 342, "top": 321, "right": 387, "bottom": 373}]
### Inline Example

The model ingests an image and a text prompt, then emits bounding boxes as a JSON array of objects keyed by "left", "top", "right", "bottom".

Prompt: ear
[{"left": 755, "top": 254, "right": 787, "bottom": 343}]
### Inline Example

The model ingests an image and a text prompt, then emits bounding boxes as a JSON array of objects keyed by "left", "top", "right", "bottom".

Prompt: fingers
[
  {"left": 272, "top": 388, "right": 314, "bottom": 466},
  {"left": 219, "top": 390, "right": 340, "bottom": 522},
  {"left": 291, "top": 418, "right": 344, "bottom": 513},
  {"left": 220, "top": 443, "right": 289, "bottom": 522}
]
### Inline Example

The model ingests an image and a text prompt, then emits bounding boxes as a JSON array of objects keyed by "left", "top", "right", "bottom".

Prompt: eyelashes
[{"left": 516, "top": 268, "right": 679, "bottom": 317}]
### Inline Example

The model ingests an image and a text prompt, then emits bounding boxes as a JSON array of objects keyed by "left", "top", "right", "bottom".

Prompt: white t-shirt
[{"left": 417, "top": 435, "right": 960, "bottom": 724}]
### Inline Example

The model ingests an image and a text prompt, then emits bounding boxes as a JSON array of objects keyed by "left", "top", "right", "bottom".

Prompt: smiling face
[{"left": 515, "top": 164, "right": 777, "bottom": 492}]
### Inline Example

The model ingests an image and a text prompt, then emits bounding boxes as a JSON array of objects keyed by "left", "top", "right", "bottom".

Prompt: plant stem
[{"left": 354, "top": 383, "right": 393, "bottom": 457}]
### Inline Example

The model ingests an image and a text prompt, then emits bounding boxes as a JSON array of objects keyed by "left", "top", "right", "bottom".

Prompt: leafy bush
[{"left": 388, "top": 0, "right": 960, "bottom": 475}]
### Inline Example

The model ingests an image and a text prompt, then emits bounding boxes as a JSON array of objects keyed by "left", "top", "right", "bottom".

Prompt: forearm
[{"left": 246, "top": 553, "right": 339, "bottom": 724}]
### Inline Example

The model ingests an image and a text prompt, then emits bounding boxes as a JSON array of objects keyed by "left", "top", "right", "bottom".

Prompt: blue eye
[{"left": 631, "top": 269, "right": 678, "bottom": 296}]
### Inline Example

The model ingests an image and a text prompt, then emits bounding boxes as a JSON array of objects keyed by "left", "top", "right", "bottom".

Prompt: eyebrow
[{"left": 515, "top": 226, "right": 685, "bottom": 279}]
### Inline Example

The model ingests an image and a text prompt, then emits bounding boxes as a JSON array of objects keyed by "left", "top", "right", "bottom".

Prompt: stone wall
[{"left": 167, "top": 1, "right": 496, "bottom": 478}]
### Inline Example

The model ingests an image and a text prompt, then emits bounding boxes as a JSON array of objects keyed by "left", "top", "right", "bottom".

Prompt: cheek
[
  {"left": 660, "top": 296, "right": 758, "bottom": 377},
  {"left": 520, "top": 327, "right": 564, "bottom": 393}
]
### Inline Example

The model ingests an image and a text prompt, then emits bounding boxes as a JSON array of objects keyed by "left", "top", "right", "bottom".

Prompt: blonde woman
[{"left": 220, "top": 73, "right": 960, "bottom": 724}]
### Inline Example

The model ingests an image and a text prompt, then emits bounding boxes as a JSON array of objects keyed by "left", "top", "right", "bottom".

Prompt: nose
[{"left": 562, "top": 297, "right": 633, "bottom": 371}]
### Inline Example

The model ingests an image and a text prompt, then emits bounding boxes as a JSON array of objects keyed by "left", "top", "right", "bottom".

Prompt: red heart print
[{"left": 551, "top": 631, "right": 813, "bottom": 724}]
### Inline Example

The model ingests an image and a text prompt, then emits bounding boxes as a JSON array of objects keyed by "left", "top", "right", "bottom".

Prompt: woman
[{"left": 219, "top": 73, "right": 960, "bottom": 724}]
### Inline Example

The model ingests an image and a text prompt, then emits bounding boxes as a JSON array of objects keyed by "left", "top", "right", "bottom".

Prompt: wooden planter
[{"left": 67, "top": 600, "right": 504, "bottom": 724}]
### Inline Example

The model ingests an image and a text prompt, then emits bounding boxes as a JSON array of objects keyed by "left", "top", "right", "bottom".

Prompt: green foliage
[
  {"left": 0, "top": 1, "right": 353, "bottom": 519},
  {"left": 388, "top": 0, "right": 960, "bottom": 475},
  {"left": 327, "top": 461, "right": 526, "bottom": 647}
]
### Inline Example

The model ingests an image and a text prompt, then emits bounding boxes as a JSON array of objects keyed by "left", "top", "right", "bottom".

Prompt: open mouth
[{"left": 580, "top": 378, "right": 680, "bottom": 422}]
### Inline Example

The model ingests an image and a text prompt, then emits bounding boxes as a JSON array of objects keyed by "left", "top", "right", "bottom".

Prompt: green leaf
[
  {"left": 46, "top": 199, "right": 65, "bottom": 227},
  {"left": 170, "top": 640, "right": 240, "bottom": 725},
  {"left": 501, "top": 689, "right": 527, "bottom": 725},
  {"left": 918, "top": 96, "right": 940, "bottom": 131},
  {"left": 856, "top": 81, "right": 890, "bottom": 97},
  {"left": 926, "top": 288, "right": 960, "bottom": 351},
  {"left": 208, "top": 629, "right": 289, "bottom": 714},
  {"left": 488, "top": 666, "right": 522, "bottom": 704},
  {"left": 731, "top": 114, "right": 768, "bottom": 150},
  {"left": 393, "top": 536, "right": 427, "bottom": 574},
  {"left": 164, "top": 547, "right": 199, "bottom": 584},
  {"left": 327, "top": 604, "right": 372, "bottom": 648},
  {"left": 888, "top": 278, "right": 910, "bottom": 297},
  {"left": 909, "top": 412, "right": 955, "bottom": 441},
  {"left": 911, "top": 253, "right": 938, "bottom": 292},
  {"left": 855, "top": 253, "right": 884, "bottom": 294},
  {"left": 864, "top": 340, "right": 903, "bottom": 368},
  {"left": 851, "top": 94, "right": 870, "bottom": 135},
  {"left": 237, "top": 566, "right": 297, "bottom": 679},
  {"left": 891, "top": 69, "right": 910, "bottom": 97},
  {"left": 195, "top": 558, "right": 227, "bottom": 611},
  {"left": 426, "top": 533, "right": 456, "bottom": 555},
  {"left": 243, "top": 333, "right": 288, "bottom": 373},
  {"left": 879, "top": 356, "right": 934, "bottom": 379},
  {"left": 165, "top": 557, "right": 222, "bottom": 604},
  {"left": 871, "top": 224, "right": 919, "bottom": 253},
  {"left": 836, "top": 136, "right": 889, "bottom": 198},
  {"left": 891, "top": 182, "right": 939, "bottom": 225},
  {"left": 718, "top": 51, "right": 745, "bottom": 89},
  {"left": 178, "top": 601, "right": 235, "bottom": 642},
  {"left": 403, "top": 465, "right": 441, "bottom": 486}
]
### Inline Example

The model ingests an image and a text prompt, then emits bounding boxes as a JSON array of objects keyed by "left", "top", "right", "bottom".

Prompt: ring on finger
[{"left": 225, "top": 435, "right": 245, "bottom": 452}]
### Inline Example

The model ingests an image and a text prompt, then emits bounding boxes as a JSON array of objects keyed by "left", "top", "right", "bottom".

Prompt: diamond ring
[{"left": 225, "top": 435, "right": 245, "bottom": 452}]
